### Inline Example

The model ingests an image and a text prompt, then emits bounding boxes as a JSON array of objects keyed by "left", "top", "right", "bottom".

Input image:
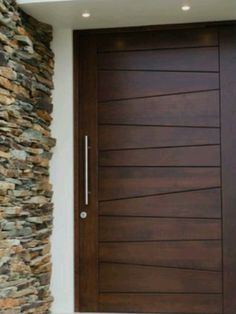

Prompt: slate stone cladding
[{"left": 0, "top": 1, "right": 55, "bottom": 313}]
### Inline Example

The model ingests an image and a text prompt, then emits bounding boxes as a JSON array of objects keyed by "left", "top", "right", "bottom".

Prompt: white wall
[{"left": 51, "top": 28, "right": 74, "bottom": 314}]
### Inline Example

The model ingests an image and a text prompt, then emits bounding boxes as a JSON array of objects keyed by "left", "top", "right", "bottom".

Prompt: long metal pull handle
[{"left": 85, "top": 135, "right": 89, "bottom": 206}]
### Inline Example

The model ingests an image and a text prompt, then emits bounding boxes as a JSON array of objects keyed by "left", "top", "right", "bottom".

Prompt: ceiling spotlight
[
  {"left": 82, "top": 11, "right": 91, "bottom": 18},
  {"left": 182, "top": 5, "right": 191, "bottom": 11}
]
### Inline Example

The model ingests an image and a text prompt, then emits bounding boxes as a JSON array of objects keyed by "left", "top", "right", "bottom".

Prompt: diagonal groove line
[
  {"left": 99, "top": 186, "right": 221, "bottom": 203},
  {"left": 98, "top": 69, "right": 220, "bottom": 74},
  {"left": 98, "top": 45, "right": 219, "bottom": 54},
  {"left": 98, "top": 88, "right": 220, "bottom": 103},
  {"left": 99, "top": 144, "right": 221, "bottom": 152},
  {"left": 99, "top": 261, "right": 222, "bottom": 273},
  {"left": 100, "top": 260, "right": 222, "bottom": 273}
]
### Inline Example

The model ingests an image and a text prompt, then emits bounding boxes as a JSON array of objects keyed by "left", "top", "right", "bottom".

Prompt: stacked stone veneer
[{"left": 0, "top": 1, "right": 55, "bottom": 313}]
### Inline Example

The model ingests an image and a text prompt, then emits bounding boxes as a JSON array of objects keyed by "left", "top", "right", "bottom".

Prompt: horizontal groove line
[
  {"left": 98, "top": 69, "right": 219, "bottom": 74},
  {"left": 99, "top": 166, "right": 220, "bottom": 168},
  {"left": 93, "top": 310, "right": 220, "bottom": 314},
  {"left": 98, "top": 312, "right": 221, "bottom": 314},
  {"left": 99, "top": 123, "right": 220, "bottom": 129},
  {"left": 99, "top": 144, "right": 220, "bottom": 152},
  {"left": 100, "top": 166, "right": 221, "bottom": 168},
  {"left": 97, "top": 309, "right": 222, "bottom": 314},
  {"left": 98, "top": 88, "right": 220, "bottom": 103},
  {"left": 99, "top": 239, "right": 222, "bottom": 244},
  {"left": 99, "top": 291, "right": 222, "bottom": 295},
  {"left": 99, "top": 261, "right": 221, "bottom": 273},
  {"left": 96, "top": 310, "right": 222, "bottom": 314},
  {"left": 99, "top": 215, "right": 222, "bottom": 220},
  {"left": 98, "top": 45, "right": 219, "bottom": 54},
  {"left": 99, "top": 186, "right": 221, "bottom": 203}
]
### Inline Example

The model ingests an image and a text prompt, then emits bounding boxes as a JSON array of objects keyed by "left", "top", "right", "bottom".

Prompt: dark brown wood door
[{"left": 74, "top": 25, "right": 236, "bottom": 314}]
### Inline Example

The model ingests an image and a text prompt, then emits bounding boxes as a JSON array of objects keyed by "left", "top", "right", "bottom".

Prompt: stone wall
[{"left": 0, "top": 1, "right": 55, "bottom": 313}]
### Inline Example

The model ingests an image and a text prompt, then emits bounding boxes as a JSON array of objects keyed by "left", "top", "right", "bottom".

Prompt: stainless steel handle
[{"left": 85, "top": 135, "right": 89, "bottom": 205}]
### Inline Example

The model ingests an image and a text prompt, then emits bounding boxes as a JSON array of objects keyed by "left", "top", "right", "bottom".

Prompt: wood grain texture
[
  {"left": 99, "top": 263, "right": 222, "bottom": 293},
  {"left": 220, "top": 26, "right": 236, "bottom": 314},
  {"left": 98, "top": 71, "right": 219, "bottom": 101},
  {"left": 98, "top": 90, "right": 220, "bottom": 127},
  {"left": 99, "top": 188, "right": 221, "bottom": 218},
  {"left": 99, "top": 126, "right": 220, "bottom": 150},
  {"left": 99, "top": 167, "right": 220, "bottom": 200},
  {"left": 74, "top": 25, "right": 230, "bottom": 313},
  {"left": 76, "top": 35, "right": 99, "bottom": 312},
  {"left": 98, "top": 47, "right": 219, "bottom": 72},
  {"left": 99, "top": 240, "right": 222, "bottom": 271},
  {"left": 99, "top": 217, "right": 221, "bottom": 242},
  {"left": 73, "top": 31, "right": 80, "bottom": 312},
  {"left": 99, "top": 293, "right": 222, "bottom": 313},
  {"left": 98, "top": 28, "right": 218, "bottom": 52},
  {"left": 100, "top": 145, "right": 220, "bottom": 167}
]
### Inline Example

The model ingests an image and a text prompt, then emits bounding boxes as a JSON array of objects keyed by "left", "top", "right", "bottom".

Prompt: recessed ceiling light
[
  {"left": 82, "top": 11, "right": 91, "bottom": 18},
  {"left": 182, "top": 5, "right": 191, "bottom": 11}
]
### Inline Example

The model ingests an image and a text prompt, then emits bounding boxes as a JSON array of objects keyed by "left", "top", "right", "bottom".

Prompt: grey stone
[
  {"left": 20, "top": 128, "right": 43, "bottom": 141},
  {"left": 10, "top": 149, "right": 27, "bottom": 160},
  {"left": 17, "top": 73, "right": 33, "bottom": 90},
  {"left": 0, "top": 181, "right": 15, "bottom": 190},
  {"left": 15, "top": 35, "right": 33, "bottom": 47},
  {"left": 0, "top": 3, "right": 8, "bottom": 13},
  {"left": 1, "top": 223, "right": 13, "bottom": 231},
  {"left": 26, "top": 217, "right": 43, "bottom": 224},
  {"left": 0, "top": 12, "right": 16, "bottom": 29},
  {"left": 5, "top": 177, "right": 22, "bottom": 185},
  {"left": 0, "top": 286, "right": 17, "bottom": 298},
  {"left": 16, "top": 100, "right": 33, "bottom": 112},
  {"left": 0, "top": 51, "right": 8, "bottom": 65},
  {"left": 25, "top": 196, "right": 48, "bottom": 204},
  {"left": 0, "top": 256, "right": 10, "bottom": 267},
  {"left": 35, "top": 97, "right": 53, "bottom": 113},
  {"left": 33, "top": 81, "right": 51, "bottom": 95},
  {"left": 0, "top": 309, "right": 21, "bottom": 314}
]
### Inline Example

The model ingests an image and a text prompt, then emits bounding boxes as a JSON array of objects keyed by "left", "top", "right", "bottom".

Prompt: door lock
[{"left": 80, "top": 211, "right": 87, "bottom": 219}]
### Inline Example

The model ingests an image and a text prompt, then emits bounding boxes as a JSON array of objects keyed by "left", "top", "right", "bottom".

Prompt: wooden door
[{"left": 74, "top": 24, "right": 236, "bottom": 314}]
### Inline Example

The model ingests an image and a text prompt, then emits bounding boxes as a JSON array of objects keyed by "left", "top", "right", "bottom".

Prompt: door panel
[
  {"left": 99, "top": 167, "right": 220, "bottom": 200},
  {"left": 99, "top": 188, "right": 221, "bottom": 217},
  {"left": 99, "top": 241, "right": 222, "bottom": 270},
  {"left": 97, "top": 28, "right": 218, "bottom": 52},
  {"left": 98, "top": 71, "right": 219, "bottom": 101},
  {"left": 100, "top": 145, "right": 220, "bottom": 166},
  {"left": 99, "top": 126, "right": 220, "bottom": 150},
  {"left": 99, "top": 217, "right": 221, "bottom": 241},
  {"left": 100, "top": 263, "right": 222, "bottom": 293},
  {"left": 99, "top": 293, "right": 222, "bottom": 313},
  {"left": 98, "top": 47, "right": 219, "bottom": 72},
  {"left": 75, "top": 25, "right": 236, "bottom": 313},
  {"left": 98, "top": 90, "right": 220, "bottom": 127}
]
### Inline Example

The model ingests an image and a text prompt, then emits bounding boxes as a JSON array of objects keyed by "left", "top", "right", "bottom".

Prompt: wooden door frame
[{"left": 73, "top": 20, "right": 236, "bottom": 312}]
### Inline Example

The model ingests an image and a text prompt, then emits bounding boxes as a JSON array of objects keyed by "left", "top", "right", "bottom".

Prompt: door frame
[{"left": 73, "top": 20, "right": 236, "bottom": 312}]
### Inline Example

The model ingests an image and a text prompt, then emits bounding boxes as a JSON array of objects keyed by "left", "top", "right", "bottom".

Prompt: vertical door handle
[{"left": 84, "top": 135, "right": 89, "bottom": 206}]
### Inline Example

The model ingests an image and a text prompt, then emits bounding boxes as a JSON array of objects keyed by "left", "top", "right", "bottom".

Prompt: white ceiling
[{"left": 18, "top": 0, "right": 236, "bottom": 30}]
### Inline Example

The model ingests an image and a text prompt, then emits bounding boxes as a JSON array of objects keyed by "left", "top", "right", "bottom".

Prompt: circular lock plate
[{"left": 80, "top": 211, "right": 87, "bottom": 219}]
